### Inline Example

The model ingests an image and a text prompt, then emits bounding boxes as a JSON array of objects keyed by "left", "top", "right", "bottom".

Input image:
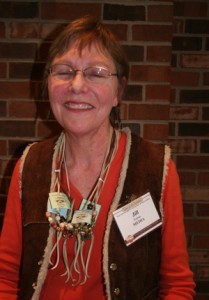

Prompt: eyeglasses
[{"left": 48, "top": 64, "right": 118, "bottom": 83}]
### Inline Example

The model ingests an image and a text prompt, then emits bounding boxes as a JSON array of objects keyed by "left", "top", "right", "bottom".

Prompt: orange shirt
[{"left": 0, "top": 133, "right": 195, "bottom": 299}]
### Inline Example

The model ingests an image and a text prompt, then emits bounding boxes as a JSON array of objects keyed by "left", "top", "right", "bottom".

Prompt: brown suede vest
[{"left": 19, "top": 133, "right": 165, "bottom": 300}]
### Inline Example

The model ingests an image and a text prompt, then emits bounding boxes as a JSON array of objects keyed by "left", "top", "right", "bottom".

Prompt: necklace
[{"left": 45, "top": 127, "right": 120, "bottom": 284}]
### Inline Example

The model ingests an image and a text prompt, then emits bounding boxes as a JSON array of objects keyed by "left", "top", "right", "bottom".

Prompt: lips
[{"left": 64, "top": 102, "right": 94, "bottom": 110}]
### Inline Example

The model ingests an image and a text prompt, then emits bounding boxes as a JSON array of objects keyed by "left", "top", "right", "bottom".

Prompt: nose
[{"left": 69, "top": 71, "right": 87, "bottom": 93}]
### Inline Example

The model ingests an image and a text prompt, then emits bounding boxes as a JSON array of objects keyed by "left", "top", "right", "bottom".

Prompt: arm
[
  {"left": 159, "top": 160, "right": 196, "bottom": 299},
  {"left": 0, "top": 160, "right": 22, "bottom": 299}
]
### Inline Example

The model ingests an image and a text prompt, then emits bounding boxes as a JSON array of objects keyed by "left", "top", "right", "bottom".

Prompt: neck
[{"left": 64, "top": 126, "right": 113, "bottom": 169}]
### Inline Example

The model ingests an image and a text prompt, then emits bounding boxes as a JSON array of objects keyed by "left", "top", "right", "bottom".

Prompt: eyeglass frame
[{"left": 48, "top": 63, "right": 118, "bottom": 83}]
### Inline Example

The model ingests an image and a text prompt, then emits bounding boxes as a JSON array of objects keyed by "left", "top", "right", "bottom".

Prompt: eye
[
  {"left": 85, "top": 67, "right": 109, "bottom": 80},
  {"left": 51, "top": 65, "right": 74, "bottom": 80}
]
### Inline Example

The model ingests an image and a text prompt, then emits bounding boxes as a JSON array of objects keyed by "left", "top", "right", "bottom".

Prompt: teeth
[{"left": 64, "top": 103, "right": 93, "bottom": 109}]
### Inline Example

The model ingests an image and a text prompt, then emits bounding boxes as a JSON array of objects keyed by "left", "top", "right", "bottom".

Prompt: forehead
[{"left": 53, "top": 41, "right": 114, "bottom": 65}]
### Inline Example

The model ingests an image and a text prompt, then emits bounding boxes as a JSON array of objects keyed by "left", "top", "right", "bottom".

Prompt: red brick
[
  {"left": 169, "top": 139, "right": 197, "bottom": 153},
  {"left": 146, "top": 85, "right": 170, "bottom": 101},
  {"left": 203, "top": 72, "right": 209, "bottom": 85},
  {"left": 132, "top": 24, "right": 173, "bottom": 42},
  {"left": 170, "top": 88, "right": 176, "bottom": 103},
  {"left": 179, "top": 171, "right": 196, "bottom": 185},
  {"left": 130, "top": 65, "right": 170, "bottom": 82},
  {"left": 180, "top": 90, "right": 209, "bottom": 104},
  {"left": 173, "top": 19, "right": 184, "bottom": 34},
  {"left": 10, "top": 22, "right": 40, "bottom": 39},
  {"left": 0, "top": 42, "right": 37, "bottom": 59},
  {"left": 129, "top": 104, "right": 169, "bottom": 120},
  {"left": 148, "top": 5, "right": 173, "bottom": 22},
  {"left": 9, "top": 100, "right": 37, "bottom": 118},
  {"left": 183, "top": 203, "right": 195, "bottom": 217},
  {"left": 179, "top": 123, "right": 209, "bottom": 137},
  {"left": 144, "top": 123, "right": 169, "bottom": 140},
  {"left": 0, "top": 176, "right": 12, "bottom": 196},
  {"left": 182, "top": 54, "right": 209, "bottom": 68},
  {"left": 0, "top": 140, "right": 7, "bottom": 156},
  {"left": 194, "top": 235, "right": 209, "bottom": 249},
  {"left": 198, "top": 172, "right": 209, "bottom": 186},
  {"left": 0, "top": 121, "right": 35, "bottom": 137},
  {"left": 123, "top": 45, "right": 144, "bottom": 62},
  {"left": 0, "top": 2, "right": 38, "bottom": 19},
  {"left": 41, "top": 3, "right": 101, "bottom": 20},
  {"left": 0, "top": 22, "right": 5, "bottom": 38},
  {"left": 177, "top": 156, "right": 209, "bottom": 170},
  {"left": 28, "top": 102, "right": 49, "bottom": 121},
  {"left": 196, "top": 266, "right": 209, "bottom": 279},
  {"left": 194, "top": 294, "right": 209, "bottom": 300},
  {"left": 169, "top": 106, "right": 199, "bottom": 120},
  {"left": 0, "top": 158, "right": 17, "bottom": 177},
  {"left": 106, "top": 24, "right": 128, "bottom": 41},
  {"left": 174, "top": 2, "right": 208, "bottom": 17},
  {"left": 9, "top": 62, "right": 45, "bottom": 81},
  {"left": 0, "top": 63, "right": 7, "bottom": 78},
  {"left": 197, "top": 204, "right": 209, "bottom": 217},
  {"left": 185, "top": 219, "right": 209, "bottom": 234},
  {"left": 8, "top": 140, "right": 30, "bottom": 157},
  {"left": 40, "top": 23, "right": 64, "bottom": 40},
  {"left": 123, "top": 85, "right": 142, "bottom": 102},
  {"left": 0, "top": 82, "right": 31, "bottom": 99},
  {"left": 171, "top": 71, "right": 199, "bottom": 86},
  {"left": 189, "top": 250, "right": 209, "bottom": 264},
  {"left": 37, "top": 41, "right": 51, "bottom": 61},
  {"left": 0, "top": 101, "right": 6, "bottom": 117},
  {"left": 186, "top": 20, "right": 209, "bottom": 34},
  {"left": 147, "top": 46, "right": 171, "bottom": 63},
  {"left": 172, "top": 36, "right": 202, "bottom": 51},
  {"left": 104, "top": 4, "right": 145, "bottom": 21}
]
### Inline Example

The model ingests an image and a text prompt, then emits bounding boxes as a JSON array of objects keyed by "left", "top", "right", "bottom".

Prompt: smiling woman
[{"left": 0, "top": 15, "right": 195, "bottom": 300}]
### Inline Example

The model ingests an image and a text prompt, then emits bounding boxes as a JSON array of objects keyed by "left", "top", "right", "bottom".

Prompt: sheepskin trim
[
  {"left": 103, "top": 127, "right": 132, "bottom": 300},
  {"left": 159, "top": 144, "right": 171, "bottom": 222},
  {"left": 31, "top": 133, "right": 64, "bottom": 299},
  {"left": 31, "top": 228, "right": 54, "bottom": 300},
  {"left": 19, "top": 142, "right": 37, "bottom": 200}
]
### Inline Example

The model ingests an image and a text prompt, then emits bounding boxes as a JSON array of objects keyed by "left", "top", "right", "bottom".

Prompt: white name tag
[
  {"left": 113, "top": 192, "right": 162, "bottom": 246},
  {"left": 49, "top": 192, "right": 71, "bottom": 209},
  {"left": 71, "top": 210, "right": 92, "bottom": 224},
  {"left": 48, "top": 192, "right": 71, "bottom": 218}
]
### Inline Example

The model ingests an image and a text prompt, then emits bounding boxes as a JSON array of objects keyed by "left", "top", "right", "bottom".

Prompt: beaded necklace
[{"left": 46, "top": 127, "right": 120, "bottom": 285}]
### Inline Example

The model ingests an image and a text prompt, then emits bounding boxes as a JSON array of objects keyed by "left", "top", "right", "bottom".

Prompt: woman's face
[{"left": 48, "top": 42, "right": 120, "bottom": 137}]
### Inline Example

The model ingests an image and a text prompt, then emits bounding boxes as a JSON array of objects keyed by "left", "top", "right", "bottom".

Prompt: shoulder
[{"left": 130, "top": 133, "right": 170, "bottom": 165}]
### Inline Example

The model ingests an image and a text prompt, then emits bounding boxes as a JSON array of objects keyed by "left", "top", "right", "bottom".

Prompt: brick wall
[
  {"left": 0, "top": 0, "right": 208, "bottom": 298},
  {"left": 171, "top": 1, "right": 209, "bottom": 299}
]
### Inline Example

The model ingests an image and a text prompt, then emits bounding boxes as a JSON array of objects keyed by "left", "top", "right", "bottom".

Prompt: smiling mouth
[{"left": 64, "top": 102, "right": 94, "bottom": 110}]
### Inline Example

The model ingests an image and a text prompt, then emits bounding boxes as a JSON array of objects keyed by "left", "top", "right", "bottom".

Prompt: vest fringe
[{"left": 103, "top": 127, "right": 132, "bottom": 300}]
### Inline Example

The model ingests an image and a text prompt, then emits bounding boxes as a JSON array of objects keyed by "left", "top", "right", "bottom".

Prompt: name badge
[
  {"left": 113, "top": 192, "right": 162, "bottom": 246},
  {"left": 71, "top": 199, "right": 101, "bottom": 224},
  {"left": 71, "top": 210, "right": 92, "bottom": 224},
  {"left": 48, "top": 192, "right": 71, "bottom": 218}
]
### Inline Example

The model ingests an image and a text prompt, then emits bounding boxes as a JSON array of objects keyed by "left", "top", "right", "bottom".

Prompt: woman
[{"left": 0, "top": 16, "right": 195, "bottom": 299}]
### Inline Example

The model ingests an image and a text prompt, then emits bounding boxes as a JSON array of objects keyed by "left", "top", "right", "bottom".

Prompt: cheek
[
  {"left": 100, "top": 82, "right": 119, "bottom": 107},
  {"left": 48, "top": 80, "right": 65, "bottom": 103}
]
